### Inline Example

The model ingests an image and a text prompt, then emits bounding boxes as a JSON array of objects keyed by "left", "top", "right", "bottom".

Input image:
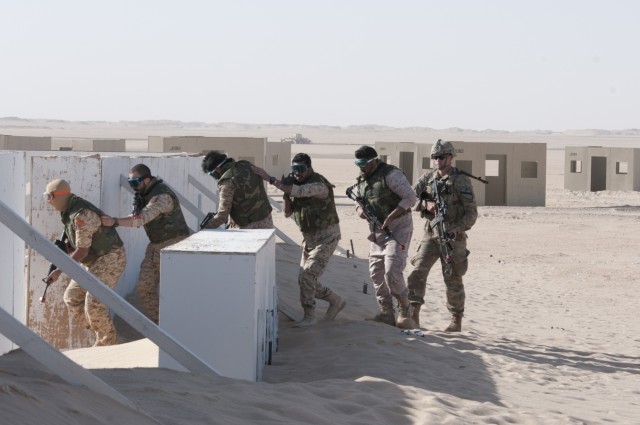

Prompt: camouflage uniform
[
  {"left": 61, "top": 197, "right": 126, "bottom": 346},
  {"left": 204, "top": 160, "right": 273, "bottom": 229},
  {"left": 131, "top": 179, "right": 190, "bottom": 323},
  {"left": 288, "top": 173, "right": 341, "bottom": 309},
  {"left": 357, "top": 163, "right": 417, "bottom": 308},
  {"left": 407, "top": 168, "right": 478, "bottom": 317}
]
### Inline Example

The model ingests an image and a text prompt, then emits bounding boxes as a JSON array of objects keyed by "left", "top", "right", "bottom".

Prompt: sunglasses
[
  {"left": 354, "top": 158, "right": 375, "bottom": 167},
  {"left": 207, "top": 170, "right": 217, "bottom": 177},
  {"left": 431, "top": 155, "right": 448, "bottom": 161},
  {"left": 43, "top": 189, "right": 70, "bottom": 201},
  {"left": 291, "top": 163, "right": 308, "bottom": 175},
  {"left": 127, "top": 175, "right": 149, "bottom": 188}
]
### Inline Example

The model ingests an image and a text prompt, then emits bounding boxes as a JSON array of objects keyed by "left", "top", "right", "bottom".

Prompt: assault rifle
[
  {"left": 426, "top": 180, "right": 455, "bottom": 277},
  {"left": 40, "top": 231, "right": 69, "bottom": 303},
  {"left": 346, "top": 184, "right": 405, "bottom": 250},
  {"left": 280, "top": 172, "right": 297, "bottom": 186}
]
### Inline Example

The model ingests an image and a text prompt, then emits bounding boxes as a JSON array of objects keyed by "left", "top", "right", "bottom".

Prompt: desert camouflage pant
[
  {"left": 407, "top": 230, "right": 469, "bottom": 316},
  {"left": 368, "top": 213, "right": 413, "bottom": 307},
  {"left": 298, "top": 224, "right": 341, "bottom": 309},
  {"left": 63, "top": 246, "right": 126, "bottom": 346},
  {"left": 136, "top": 235, "right": 188, "bottom": 324}
]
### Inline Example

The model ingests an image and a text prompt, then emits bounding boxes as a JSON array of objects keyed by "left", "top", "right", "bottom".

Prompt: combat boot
[
  {"left": 396, "top": 296, "right": 417, "bottom": 330},
  {"left": 410, "top": 303, "right": 421, "bottom": 328},
  {"left": 293, "top": 307, "right": 317, "bottom": 328},
  {"left": 369, "top": 303, "right": 396, "bottom": 327},
  {"left": 324, "top": 293, "right": 346, "bottom": 320},
  {"left": 444, "top": 314, "right": 462, "bottom": 332}
]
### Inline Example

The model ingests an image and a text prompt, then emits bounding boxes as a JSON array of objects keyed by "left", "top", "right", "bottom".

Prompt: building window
[
  {"left": 380, "top": 155, "right": 388, "bottom": 163},
  {"left": 616, "top": 161, "right": 628, "bottom": 174},
  {"left": 422, "top": 157, "right": 430, "bottom": 169},
  {"left": 521, "top": 161, "right": 538, "bottom": 178},
  {"left": 485, "top": 159, "right": 500, "bottom": 177},
  {"left": 272, "top": 155, "right": 278, "bottom": 167},
  {"left": 570, "top": 160, "right": 582, "bottom": 173}
]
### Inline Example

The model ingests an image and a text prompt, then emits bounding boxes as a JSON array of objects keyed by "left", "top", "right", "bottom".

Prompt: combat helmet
[{"left": 430, "top": 139, "right": 456, "bottom": 157}]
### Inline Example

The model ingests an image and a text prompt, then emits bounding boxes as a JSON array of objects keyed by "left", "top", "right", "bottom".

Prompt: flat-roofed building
[
  {"left": 375, "top": 141, "right": 547, "bottom": 207},
  {"left": 565, "top": 146, "right": 640, "bottom": 192}
]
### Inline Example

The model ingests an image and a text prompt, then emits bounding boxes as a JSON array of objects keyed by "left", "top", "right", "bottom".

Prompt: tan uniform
[
  {"left": 63, "top": 209, "right": 126, "bottom": 346},
  {"left": 131, "top": 193, "right": 188, "bottom": 323},
  {"left": 289, "top": 182, "right": 340, "bottom": 308},
  {"left": 366, "top": 168, "right": 417, "bottom": 307}
]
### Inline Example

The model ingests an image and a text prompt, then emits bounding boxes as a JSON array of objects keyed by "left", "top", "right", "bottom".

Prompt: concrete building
[
  {"left": 375, "top": 141, "right": 547, "bottom": 207},
  {"left": 0, "top": 134, "right": 52, "bottom": 151},
  {"left": 52, "top": 138, "right": 127, "bottom": 152},
  {"left": 148, "top": 136, "right": 291, "bottom": 178},
  {"left": 565, "top": 146, "right": 640, "bottom": 192}
]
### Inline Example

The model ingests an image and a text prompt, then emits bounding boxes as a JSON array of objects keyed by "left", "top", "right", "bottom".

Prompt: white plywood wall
[
  {"left": 15, "top": 152, "right": 218, "bottom": 349},
  {"left": 0, "top": 152, "right": 27, "bottom": 355}
]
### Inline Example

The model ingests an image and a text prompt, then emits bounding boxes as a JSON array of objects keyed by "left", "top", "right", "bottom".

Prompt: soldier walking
[
  {"left": 44, "top": 179, "right": 126, "bottom": 346},
  {"left": 407, "top": 140, "right": 478, "bottom": 332},
  {"left": 253, "top": 153, "right": 346, "bottom": 327},
  {"left": 101, "top": 164, "right": 190, "bottom": 324},
  {"left": 351, "top": 146, "right": 417, "bottom": 329}
]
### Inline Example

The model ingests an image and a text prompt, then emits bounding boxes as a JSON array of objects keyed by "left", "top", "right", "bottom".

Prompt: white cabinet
[{"left": 158, "top": 229, "right": 277, "bottom": 382}]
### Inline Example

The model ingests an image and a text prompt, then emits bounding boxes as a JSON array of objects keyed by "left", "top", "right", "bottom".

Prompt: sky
[{"left": 1, "top": 0, "right": 638, "bottom": 131}]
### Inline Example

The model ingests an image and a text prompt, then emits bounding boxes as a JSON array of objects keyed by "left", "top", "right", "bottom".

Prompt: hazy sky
[{"left": 1, "top": 1, "right": 638, "bottom": 131}]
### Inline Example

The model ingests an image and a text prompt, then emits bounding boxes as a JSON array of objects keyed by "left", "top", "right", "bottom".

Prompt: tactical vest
[
  {"left": 291, "top": 172, "right": 340, "bottom": 233},
  {"left": 62, "top": 195, "right": 123, "bottom": 265},
  {"left": 140, "top": 179, "right": 190, "bottom": 243},
  {"left": 218, "top": 160, "right": 272, "bottom": 227},
  {"left": 357, "top": 162, "right": 403, "bottom": 222},
  {"left": 425, "top": 168, "right": 470, "bottom": 227}
]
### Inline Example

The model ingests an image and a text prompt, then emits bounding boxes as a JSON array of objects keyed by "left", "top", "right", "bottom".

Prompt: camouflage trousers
[
  {"left": 407, "top": 230, "right": 469, "bottom": 316},
  {"left": 298, "top": 224, "right": 341, "bottom": 309},
  {"left": 368, "top": 213, "right": 413, "bottom": 307},
  {"left": 63, "top": 246, "right": 126, "bottom": 346},
  {"left": 136, "top": 235, "right": 189, "bottom": 324}
]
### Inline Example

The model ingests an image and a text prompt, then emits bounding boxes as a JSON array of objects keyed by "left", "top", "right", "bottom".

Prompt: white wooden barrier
[{"left": 0, "top": 197, "right": 221, "bottom": 381}]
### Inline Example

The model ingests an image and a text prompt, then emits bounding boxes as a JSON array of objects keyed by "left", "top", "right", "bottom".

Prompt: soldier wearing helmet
[
  {"left": 44, "top": 178, "right": 126, "bottom": 346},
  {"left": 407, "top": 140, "right": 478, "bottom": 332}
]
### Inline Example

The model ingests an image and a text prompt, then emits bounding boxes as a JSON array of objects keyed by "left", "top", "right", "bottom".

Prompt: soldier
[
  {"left": 252, "top": 153, "right": 346, "bottom": 327},
  {"left": 407, "top": 140, "right": 478, "bottom": 332},
  {"left": 44, "top": 179, "right": 126, "bottom": 346},
  {"left": 352, "top": 145, "right": 417, "bottom": 329},
  {"left": 201, "top": 151, "right": 274, "bottom": 229},
  {"left": 101, "top": 164, "right": 190, "bottom": 324}
]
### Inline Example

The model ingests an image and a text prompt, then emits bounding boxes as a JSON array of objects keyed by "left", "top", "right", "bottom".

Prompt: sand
[{"left": 1, "top": 121, "right": 639, "bottom": 424}]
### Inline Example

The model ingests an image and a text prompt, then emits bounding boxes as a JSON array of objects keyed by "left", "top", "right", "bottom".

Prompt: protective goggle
[
  {"left": 43, "top": 189, "right": 70, "bottom": 201},
  {"left": 291, "top": 163, "right": 308, "bottom": 175},
  {"left": 431, "top": 155, "right": 449, "bottom": 160},
  {"left": 127, "top": 175, "right": 150, "bottom": 188},
  {"left": 354, "top": 157, "right": 376, "bottom": 167}
]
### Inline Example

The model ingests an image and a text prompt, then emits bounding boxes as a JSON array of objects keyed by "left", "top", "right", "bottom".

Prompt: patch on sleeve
[
  {"left": 75, "top": 218, "right": 85, "bottom": 228},
  {"left": 460, "top": 187, "right": 474, "bottom": 201}
]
